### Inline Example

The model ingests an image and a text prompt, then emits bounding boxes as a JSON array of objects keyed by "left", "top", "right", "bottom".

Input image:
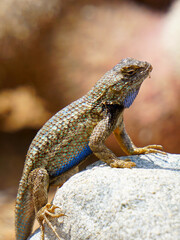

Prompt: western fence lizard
[{"left": 15, "top": 58, "right": 165, "bottom": 240}]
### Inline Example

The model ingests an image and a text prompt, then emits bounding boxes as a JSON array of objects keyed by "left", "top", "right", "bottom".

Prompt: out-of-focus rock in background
[
  {"left": 133, "top": 0, "right": 173, "bottom": 11},
  {"left": 163, "top": 0, "right": 180, "bottom": 75},
  {"left": 0, "top": 0, "right": 179, "bottom": 239}
]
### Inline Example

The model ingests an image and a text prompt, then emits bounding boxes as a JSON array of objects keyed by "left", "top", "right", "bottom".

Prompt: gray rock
[{"left": 30, "top": 153, "right": 180, "bottom": 240}]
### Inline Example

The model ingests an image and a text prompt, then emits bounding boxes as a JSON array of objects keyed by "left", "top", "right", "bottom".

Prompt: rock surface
[{"left": 30, "top": 153, "right": 180, "bottom": 240}]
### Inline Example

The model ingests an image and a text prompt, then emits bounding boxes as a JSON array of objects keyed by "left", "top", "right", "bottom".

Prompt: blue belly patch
[{"left": 50, "top": 144, "right": 92, "bottom": 177}]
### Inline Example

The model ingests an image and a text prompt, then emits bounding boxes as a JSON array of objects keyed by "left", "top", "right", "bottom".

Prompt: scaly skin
[{"left": 15, "top": 58, "right": 165, "bottom": 240}]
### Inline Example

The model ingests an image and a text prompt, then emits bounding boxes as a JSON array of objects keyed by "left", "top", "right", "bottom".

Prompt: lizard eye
[
  {"left": 122, "top": 67, "right": 137, "bottom": 76},
  {"left": 126, "top": 70, "right": 135, "bottom": 75}
]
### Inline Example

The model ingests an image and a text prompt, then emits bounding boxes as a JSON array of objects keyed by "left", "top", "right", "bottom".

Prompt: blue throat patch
[{"left": 123, "top": 89, "right": 139, "bottom": 108}]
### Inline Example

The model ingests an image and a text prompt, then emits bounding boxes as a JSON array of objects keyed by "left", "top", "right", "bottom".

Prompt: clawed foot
[
  {"left": 37, "top": 203, "right": 65, "bottom": 240},
  {"left": 132, "top": 145, "right": 166, "bottom": 155},
  {"left": 110, "top": 158, "right": 136, "bottom": 168},
  {"left": 109, "top": 145, "right": 166, "bottom": 169}
]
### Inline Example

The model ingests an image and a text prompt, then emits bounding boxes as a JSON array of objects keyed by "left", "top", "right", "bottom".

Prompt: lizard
[{"left": 15, "top": 57, "right": 166, "bottom": 240}]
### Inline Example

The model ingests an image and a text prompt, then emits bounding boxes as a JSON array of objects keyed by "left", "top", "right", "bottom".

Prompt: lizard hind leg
[{"left": 28, "top": 168, "right": 64, "bottom": 240}]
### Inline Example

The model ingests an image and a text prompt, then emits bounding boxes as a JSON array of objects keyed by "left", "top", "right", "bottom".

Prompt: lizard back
[{"left": 27, "top": 96, "right": 102, "bottom": 178}]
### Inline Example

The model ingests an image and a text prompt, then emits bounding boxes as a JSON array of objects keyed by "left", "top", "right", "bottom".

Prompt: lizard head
[{"left": 101, "top": 57, "right": 152, "bottom": 108}]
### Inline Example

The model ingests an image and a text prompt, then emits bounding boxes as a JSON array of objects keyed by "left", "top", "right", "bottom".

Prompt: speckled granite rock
[{"left": 30, "top": 153, "right": 180, "bottom": 240}]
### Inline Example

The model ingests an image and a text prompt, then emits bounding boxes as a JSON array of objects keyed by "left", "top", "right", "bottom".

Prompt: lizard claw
[
  {"left": 37, "top": 203, "right": 65, "bottom": 240},
  {"left": 132, "top": 145, "right": 166, "bottom": 155},
  {"left": 44, "top": 203, "right": 65, "bottom": 217},
  {"left": 110, "top": 158, "right": 136, "bottom": 168},
  {"left": 145, "top": 144, "right": 164, "bottom": 150}
]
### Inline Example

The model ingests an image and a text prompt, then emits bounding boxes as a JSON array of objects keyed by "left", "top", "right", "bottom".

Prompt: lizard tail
[{"left": 15, "top": 174, "right": 35, "bottom": 239}]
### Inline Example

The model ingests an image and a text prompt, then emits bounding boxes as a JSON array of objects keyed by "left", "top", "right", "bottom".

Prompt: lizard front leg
[
  {"left": 89, "top": 111, "right": 135, "bottom": 168},
  {"left": 113, "top": 124, "right": 166, "bottom": 156},
  {"left": 28, "top": 168, "right": 64, "bottom": 240}
]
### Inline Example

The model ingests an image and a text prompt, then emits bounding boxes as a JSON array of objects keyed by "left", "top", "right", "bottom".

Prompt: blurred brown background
[{"left": 0, "top": 0, "right": 180, "bottom": 239}]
